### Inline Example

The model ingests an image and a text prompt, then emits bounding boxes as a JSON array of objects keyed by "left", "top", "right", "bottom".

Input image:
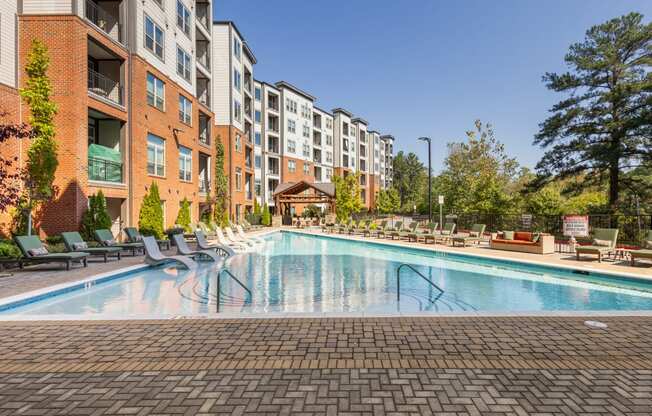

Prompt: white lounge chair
[
  {"left": 143, "top": 236, "right": 196, "bottom": 269},
  {"left": 194, "top": 231, "right": 236, "bottom": 257},
  {"left": 171, "top": 234, "right": 224, "bottom": 263},
  {"left": 235, "top": 225, "right": 265, "bottom": 245},
  {"left": 215, "top": 228, "right": 248, "bottom": 252},
  {"left": 225, "top": 227, "right": 256, "bottom": 247}
]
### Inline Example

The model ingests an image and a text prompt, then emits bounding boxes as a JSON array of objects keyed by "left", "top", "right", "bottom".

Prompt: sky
[{"left": 214, "top": 0, "right": 651, "bottom": 173}]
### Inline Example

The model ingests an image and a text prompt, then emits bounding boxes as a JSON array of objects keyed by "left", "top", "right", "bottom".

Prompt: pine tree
[
  {"left": 80, "top": 191, "right": 112, "bottom": 240},
  {"left": 261, "top": 203, "right": 271, "bottom": 226},
  {"left": 253, "top": 198, "right": 261, "bottom": 215},
  {"left": 139, "top": 182, "right": 164, "bottom": 239},
  {"left": 176, "top": 197, "right": 191, "bottom": 232}
]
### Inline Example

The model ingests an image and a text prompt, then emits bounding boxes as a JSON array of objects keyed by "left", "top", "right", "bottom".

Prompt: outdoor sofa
[{"left": 490, "top": 231, "right": 554, "bottom": 255}]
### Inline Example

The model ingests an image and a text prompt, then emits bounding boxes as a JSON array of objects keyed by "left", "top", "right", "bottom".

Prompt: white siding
[
  {"left": 212, "top": 24, "right": 231, "bottom": 125},
  {"left": 0, "top": 0, "right": 17, "bottom": 87},
  {"left": 22, "top": 0, "right": 72, "bottom": 14}
]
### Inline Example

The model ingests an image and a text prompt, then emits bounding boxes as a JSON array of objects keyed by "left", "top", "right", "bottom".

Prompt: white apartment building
[
  {"left": 381, "top": 135, "right": 395, "bottom": 189},
  {"left": 332, "top": 108, "right": 354, "bottom": 173},
  {"left": 312, "top": 107, "right": 334, "bottom": 183}
]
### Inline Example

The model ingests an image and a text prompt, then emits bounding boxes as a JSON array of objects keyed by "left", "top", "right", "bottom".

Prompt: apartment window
[
  {"left": 146, "top": 73, "right": 165, "bottom": 110},
  {"left": 255, "top": 155, "right": 261, "bottom": 169},
  {"left": 233, "top": 100, "right": 242, "bottom": 122},
  {"left": 302, "top": 143, "right": 310, "bottom": 157},
  {"left": 255, "top": 179, "right": 261, "bottom": 196},
  {"left": 178, "top": 146, "right": 192, "bottom": 182},
  {"left": 343, "top": 122, "right": 349, "bottom": 136},
  {"left": 176, "top": 1, "right": 191, "bottom": 36},
  {"left": 351, "top": 126, "right": 356, "bottom": 136},
  {"left": 235, "top": 133, "right": 242, "bottom": 152},
  {"left": 326, "top": 151, "right": 333, "bottom": 163},
  {"left": 326, "top": 134, "right": 333, "bottom": 146},
  {"left": 287, "top": 139, "right": 296, "bottom": 153},
  {"left": 302, "top": 124, "right": 310, "bottom": 138},
  {"left": 233, "top": 37, "right": 241, "bottom": 61},
  {"left": 326, "top": 119, "right": 333, "bottom": 129},
  {"left": 235, "top": 167, "right": 242, "bottom": 190},
  {"left": 303, "top": 162, "right": 310, "bottom": 175},
  {"left": 255, "top": 110, "right": 261, "bottom": 123},
  {"left": 326, "top": 168, "right": 332, "bottom": 180},
  {"left": 288, "top": 160, "right": 296, "bottom": 172},
  {"left": 287, "top": 119, "right": 296, "bottom": 134},
  {"left": 176, "top": 46, "right": 191, "bottom": 82},
  {"left": 147, "top": 133, "right": 165, "bottom": 176},
  {"left": 285, "top": 98, "right": 297, "bottom": 113},
  {"left": 144, "top": 15, "right": 164, "bottom": 59},
  {"left": 233, "top": 69, "right": 241, "bottom": 91},
  {"left": 178, "top": 95, "right": 192, "bottom": 125},
  {"left": 255, "top": 87, "right": 261, "bottom": 101},
  {"left": 254, "top": 132, "right": 261, "bottom": 146}
]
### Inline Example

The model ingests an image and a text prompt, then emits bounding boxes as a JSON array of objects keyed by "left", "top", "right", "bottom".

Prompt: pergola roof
[{"left": 273, "top": 181, "right": 335, "bottom": 197}]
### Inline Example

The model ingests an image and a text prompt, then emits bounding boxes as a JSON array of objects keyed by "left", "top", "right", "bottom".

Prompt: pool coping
[{"left": 1, "top": 228, "right": 652, "bottom": 321}]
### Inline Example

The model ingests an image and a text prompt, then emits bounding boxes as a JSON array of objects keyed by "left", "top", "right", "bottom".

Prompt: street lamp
[{"left": 418, "top": 137, "right": 432, "bottom": 222}]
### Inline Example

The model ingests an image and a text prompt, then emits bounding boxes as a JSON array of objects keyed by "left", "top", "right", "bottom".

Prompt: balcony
[
  {"left": 198, "top": 152, "right": 211, "bottom": 194},
  {"left": 88, "top": 109, "right": 124, "bottom": 184},
  {"left": 267, "top": 157, "right": 280, "bottom": 176},
  {"left": 198, "top": 112, "right": 211, "bottom": 146},
  {"left": 313, "top": 149, "right": 322, "bottom": 164},
  {"left": 267, "top": 137, "right": 280, "bottom": 154},
  {"left": 88, "top": 39, "right": 124, "bottom": 106},
  {"left": 85, "top": 0, "right": 123, "bottom": 44},
  {"left": 196, "top": 75, "right": 210, "bottom": 107},
  {"left": 88, "top": 69, "right": 123, "bottom": 106},
  {"left": 313, "top": 131, "right": 321, "bottom": 147},
  {"left": 267, "top": 94, "right": 279, "bottom": 112},
  {"left": 267, "top": 116, "right": 279, "bottom": 133},
  {"left": 88, "top": 157, "right": 122, "bottom": 183}
]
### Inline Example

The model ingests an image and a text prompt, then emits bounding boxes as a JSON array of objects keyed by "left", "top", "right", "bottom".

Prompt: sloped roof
[{"left": 273, "top": 181, "right": 335, "bottom": 197}]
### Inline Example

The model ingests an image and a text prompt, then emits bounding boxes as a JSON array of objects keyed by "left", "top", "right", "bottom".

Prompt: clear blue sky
[{"left": 214, "top": 0, "right": 651, "bottom": 173}]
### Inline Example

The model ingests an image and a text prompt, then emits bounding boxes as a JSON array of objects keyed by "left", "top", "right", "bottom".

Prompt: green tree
[
  {"left": 376, "top": 188, "right": 400, "bottom": 214},
  {"left": 253, "top": 198, "right": 261, "bottom": 215},
  {"left": 332, "top": 172, "right": 363, "bottom": 221},
  {"left": 392, "top": 152, "right": 426, "bottom": 210},
  {"left": 19, "top": 40, "right": 59, "bottom": 234},
  {"left": 261, "top": 203, "right": 271, "bottom": 226},
  {"left": 176, "top": 197, "right": 191, "bottom": 232},
  {"left": 138, "top": 182, "right": 164, "bottom": 239},
  {"left": 533, "top": 13, "right": 652, "bottom": 210},
  {"left": 524, "top": 184, "right": 565, "bottom": 216},
  {"left": 80, "top": 191, "right": 112, "bottom": 240},
  {"left": 438, "top": 120, "right": 520, "bottom": 214},
  {"left": 213, "top": 136, "right": 229, "bottom": 227}
]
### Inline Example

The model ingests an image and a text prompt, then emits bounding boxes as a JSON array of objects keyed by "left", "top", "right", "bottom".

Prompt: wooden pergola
[{"left": 273, "top": 181, "right": 336, "bottom": 215}]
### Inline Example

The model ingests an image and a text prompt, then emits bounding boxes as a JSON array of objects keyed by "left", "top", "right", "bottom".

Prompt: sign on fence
[
  {"left": 521, "top": 214, "right": 533, "bottom": 229},
  {"left": 562, "top": 215, "right": 589, "bottom": 237}
]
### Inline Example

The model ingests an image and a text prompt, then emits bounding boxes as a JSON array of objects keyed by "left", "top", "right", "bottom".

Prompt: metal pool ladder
[
  {"left": 216, "top": 269, "right": 252, "bottom": 312},
  {"left": 396, "top": 264, "right": 444, "bottom": 303}
]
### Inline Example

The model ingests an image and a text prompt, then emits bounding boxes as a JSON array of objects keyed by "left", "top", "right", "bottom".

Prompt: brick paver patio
[{"left": 0, "top": 316, "right": 651, "bottom": 415}]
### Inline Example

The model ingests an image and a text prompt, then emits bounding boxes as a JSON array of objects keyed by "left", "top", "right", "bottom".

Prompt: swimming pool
[{"left": 2, "top": 231, "right": 652, "bottom": 317}]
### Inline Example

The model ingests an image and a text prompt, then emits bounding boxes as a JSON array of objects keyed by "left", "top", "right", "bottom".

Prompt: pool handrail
[
  {"left": 396, "top": 263, "right": 444, "bottom": 303},
  {"left": 216, "top": 269, "right": 252, "bottom": 312}
]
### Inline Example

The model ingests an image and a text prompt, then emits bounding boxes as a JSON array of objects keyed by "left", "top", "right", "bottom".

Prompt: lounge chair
[
  {"left": 171, "top": 234, "right": 223, "bottom": 263},
  {"left": 235, "top": 225, "right": 265, "bottom": 244},
  {"left": 397, "top": 222, "right": 419, "bottom": 240},
  {"left": 388, "top": 221, "right": 404, "bottom": 240},
  {"left": 348, "top": 219, "right": 366, "bottom": 235},
  {"left": 575, "top": 228, "right": 619, "bottom": 262},
  {"left": 407, "top": 222, "right": 438, "bottom": 243},
  {"left": 194, "top": 231, "right": 236, "bottom": 257},
  {"left": 337, "top": 219, "right": 352, "bottom": 234},
  {"left": 356, "top": 220, "right": 373, "bottom": 236},
  {"left": 451, "top": 224, "right": 487, "bottom": 247},
  {"left": 124, "top": 227, "right": 170, "bottom": 250},
  {"left": 95, "top": 229, "right": 144, "bottom": 256},
  {"left": 61, "top": 231, "right": 122, "bottom": 262},
  {"left": 225, "top": 226, "right": 255, "bottom": 247},
  {"left": 369, "top": 220, "right": 388, "bottom": 238},
  {"left": 197, "top": 222, "right": 217, "bottom": 238},
  {"left": 375, "top": 221, "right": 392, "bottom": 238},
  {"left": 433, "top": 222, "right": 457, "bottom": 244},
  {"left": 14, "top": 235, "right": 89, "bottom": 270},
  {"left": 142, "top": 236, "right": 196, "bottom": 269},
  {"left": 215, "top": 228, "right": 249, "bottom": 252}
]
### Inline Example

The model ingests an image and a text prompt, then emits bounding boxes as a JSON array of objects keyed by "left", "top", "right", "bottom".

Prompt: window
[
  {"left": 235, "top": 167, "right": 242, "bottom": 190},
  {"left": 254, "top": 132, "right": 261, "bottom": 146},
  {"left": 144, "top": 15, "right": 164, "bottom": 59},
  {"left": 255, "top": 155, "right": 261, "bottom": 169},
  {"left": 285, "top": 98, "right": 297, "bottom": 113},
  {"left": 176, "top": 1, "right": 191, "bottom": 36},
  {"left": 326, "top": 118, "right": 332, "bottom": 129},
  {"left": 255, "top": 87, "right": 261, "bottom": 101},
  {"left": 351, "top": 126, "right": 356, "bottom": 136},
  {"left": 325, "top": 168, "right": 332, "bottom": 180},
  {"left": 255, "top": 179, "right": 261, "bottom": 196},
  {"left": 233, "top": 69, "right": 241, "bottom": 91},
  {"left": 147, "top": 73, "right": 165, "bottom": 110},
  {"left": 233, "top": 100, "right": 242, "bottom": 122},
  {"left": 326, "top": 151, "right": 333, "bottom": 163},
  {"left": 326, "top": 134, "right": 333, "bottom": 146},
  {"left": 178, "top": 146, "right": 192, "bottom": 182},
  {"left": 178, "top": 95, "right": 192, "bottom": 124},
  {"left": 287, "top": 119, "right": 296, "bottom": 134},
  {"left": 302, "top": 143, "right": 310, "bottom": 157},
  {"left": 176, "top": 46, "right": 191, "bottom": 82},
  {"left": 287, "top": 139, "right": 296, "bottom": 153},
  {"left": 303, "top": 162, "right": 310, "bottom": 174},
  {"left": 235, "top": 134, "right": 242, "bottom": 152},
  {"left": 255, "top": 110, "right": 261, "bottom": 123},
  {"left": 302, "top": 124, "right": 310, "bottom": 138},
  {"left": 233, "top": 37, "right": 241, "bottom": 61},
  {"left": 288, "top": 160, "right": 296, "bottom": 172},
  {"left": 343, "top": 122, "right": 349, "bottom": 136},
  {"left": 147, "top": 134, "right": 165, "bottom": 176}
]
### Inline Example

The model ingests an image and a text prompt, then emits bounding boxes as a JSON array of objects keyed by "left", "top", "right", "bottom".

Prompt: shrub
[
  {"left": 261, "top": 203, "right": 271, "bottom": 226},
  {"left": 80, "top": 191, "right": 112, "bottom": 240},
  {"left": 301, "top": 204, "right": 321, "bottom": 218},
  {"left": 0, "top": 241, "right": 21, "bottom": 258},
  {"left": 175, "top": 198, "right": 191, "bottom": 232},
  {"left": 253, "top": 198, "right": 261, "bottom": 215},
  {"left": 138, "top": 182, "right": 164, "bottom": 239}
]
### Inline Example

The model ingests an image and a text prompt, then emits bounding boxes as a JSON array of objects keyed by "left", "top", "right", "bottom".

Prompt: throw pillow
[
  {"left": 28, "top": 247, "right": 49, "bottom": 256},
  {"left": 72, "top": 242, "right": 88, "bottom": 250},
  {"left": 103, "top": 238, "right": 116, "bottom": 246},
  {"left": 134, "top": 235, "right": 143, "bottom": 242},
  {"left": 645, "top": 240, "right": 652, "bottom": 249},
  {"left": 469, "top": 231, "right": 479, "bottom": 237},
  {"left": 441, "top": 230, "right": 450, "bottom": 235},
  {"left": 593, "top": 238, "right": 611, "bottom": 247},
  {"left": 503, "top": 231, "right": 515, "bottom": 240}
]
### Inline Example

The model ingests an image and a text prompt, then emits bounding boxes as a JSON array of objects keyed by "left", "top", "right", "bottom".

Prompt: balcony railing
[
  {"left": 197, "top": 51, "right": 210, "bottom": 70},
  {"left": 267, "top": 168, "right": 280, "bottom": 176},
  {"left": 199, "top": 178, "right": 210, "bottom": 193},
  {"left": 88, "top": 69, "right": 123, "bottom": 105},
  {"left": 196, "top": 3, "right": 210, "bottom": 30},
  {"left": 88, "top": 157, "right": 123, "bottom": 183},
  {"left": 85, "top": 0, "right": 122, "bottom": 43}
]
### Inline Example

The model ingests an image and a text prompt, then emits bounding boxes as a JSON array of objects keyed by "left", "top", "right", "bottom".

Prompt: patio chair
[
  {"left": 197, "top": 221, "right": 217, "bottom": 238},
  {"left": 348, "top": 219, "right": 366, "bottom": 235},
  {"left": 369, "top": 220, "right": 388, "bottom": 238},
  {"left": 388, "top": 221, "right": 404, "bottom": 240},
  {"left": 14, "top": 235, "right": 89, "bottom": 270},
  {"left": 61, "top": 231, "right": 122, "bottom": 262},
  {"left": 124, "top": 227, "right": 170, "bottom": 250},
  {"left": 225, "top": 226, "right": 256, "bottom": 247},
  {"left": 194, "top": 231, "right": 235, "bottom": 257},
  {"left": 143, "top": 236, "right": 196, "bottom": 269},
  {"left": 171, "top": 234, "right": 223, "bottom": 263},
  {"left": 215, "top": 228, "right": 249, "bottom": 252},
  {"left": 433, "top": 222, "right": 457, "bottom": 244},
  {"left": 407, "top": 222, "right": 438, "bottom": 243},
  {"left": 337, "top": 218, "right": 352, "bottom": 234},
  {"left": 375, "top": 221, "right": 393, "bottom": 238},
  {"left": 451, "top": 224, "right": 487, "bottom": 247},
  {"left": 575, "top": 228, "right": 619, "bottom": 262},
  {"left": 235, "top": 225, "right": 265, "bottom": 244},
  {"left": 397, "top": 222, "right": 419, "bottom": 240},
  {"left": 353, "top": 220, "right": 373, "bottom": 236},
  {"left": 95, "top": 229, "right": 144, "bottom": 256}
]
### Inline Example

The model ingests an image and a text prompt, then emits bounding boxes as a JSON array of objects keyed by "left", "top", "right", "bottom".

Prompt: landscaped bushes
[
  {"left": 139, "top": 182, "right": 164, "bottom": 239},
  {"left": 81, "top": 191, "right": 112, "bottom": 241}
]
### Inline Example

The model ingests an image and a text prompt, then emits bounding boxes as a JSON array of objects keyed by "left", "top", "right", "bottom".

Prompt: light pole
[{"left": 418, "top": 137, "right": 432, "bottom": 222}]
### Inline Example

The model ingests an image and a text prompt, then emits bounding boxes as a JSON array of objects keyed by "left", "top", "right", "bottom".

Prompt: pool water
[{"left": 2, "top": 231, "right": 652, "bottom": 316}]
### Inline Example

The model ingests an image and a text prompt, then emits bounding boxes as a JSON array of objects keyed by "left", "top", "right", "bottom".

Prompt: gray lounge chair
[
  {"left": 407, "top": 222, "right": 438, "bottom": 242},
  {"left": 369, "top": 220, "right": 388, "bottom": 238},
  {"left": 142, "top": 236, "right": 196, "bottom": 269},
  {"left": 172, "top": 234, "right": 223, "bottom": 263},
  {"left": 631, "top": 231, "right": 652, "bottom": 266},
  {"left": 61, "top": 231, "right": 122, "bottom": 262},
  {"left": 388, "top": 221, "right": 404, "bottom": 240},
  {"left": 575, "top": 228, "right": 619, "bottom": 262},
  {"left": 397, "top": 222, "right": 419, "bottom": 240},
  {"left": 375, "top": 221, "right": 392, "bottom": 238},
  {"left": 14, "top": 235, "right": 89, "bottom": 270},
  {"left": 95, "top": 229, "right": 144, "bottom": 256},
  {"left": 433, "top": 222, "right": 457, "bottom": 244},
  {"left": 451, "top": 224, "right": 487, "bottom": 247},
  {"left": 195, "top": 231, "right": 236, "bottom": 257}
]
